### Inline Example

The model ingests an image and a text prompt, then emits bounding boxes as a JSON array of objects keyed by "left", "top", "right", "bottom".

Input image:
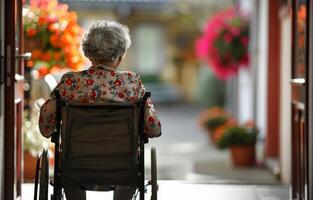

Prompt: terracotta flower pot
[
  {"left": 23, "top": 151, "right": 38, "bottom": 181},
  {"left": 230, "top": 145, "right": 255, "bottom": 167},
  {"left": 23, "top": 147, "right": 54, "bottom": 182}
]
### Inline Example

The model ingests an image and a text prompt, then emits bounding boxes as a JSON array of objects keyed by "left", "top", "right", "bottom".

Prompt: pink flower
[
  {"left": 223, "top": 34, "right": 233, "bottom": 43},
  {"left": 194, "top": 7, "right": 249, "bottom": 80},
  {"left": 240, "top": 36, "right": 249, "bottom": 47},
  {"left": 229, "top": 27, "right": 240, "bottom": 36}
]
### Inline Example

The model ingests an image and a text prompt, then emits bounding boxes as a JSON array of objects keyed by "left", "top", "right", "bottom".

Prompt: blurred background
[{"left": 21, "top": 0, "right": 291, "bottom": 189}]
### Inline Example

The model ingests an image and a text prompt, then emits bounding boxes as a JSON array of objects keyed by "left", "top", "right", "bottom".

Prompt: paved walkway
[
  {"left": 23, "top": 181, "right": 289, "bottom": 200},
  {"left": 145, "top": 103, "right": 279, "bottom": 184},
  {"left": 23, "top": 103, "right": 290, "bottom": 199}
]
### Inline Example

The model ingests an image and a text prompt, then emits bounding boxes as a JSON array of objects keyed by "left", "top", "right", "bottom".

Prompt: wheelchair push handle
[
  {"left": 54, "top": 89, "right": 61, "bottom": 100},
  {"left": 143, "top": 91, "right": 151, "bottom": 102}
]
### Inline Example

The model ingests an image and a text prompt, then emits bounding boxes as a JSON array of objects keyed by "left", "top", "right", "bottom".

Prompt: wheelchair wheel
[
  {"left": 151, "top": 147, "right": 157, "bottom": 200},
  {"left": 34, "top": 150, "right": 49, "bottom": 200}
]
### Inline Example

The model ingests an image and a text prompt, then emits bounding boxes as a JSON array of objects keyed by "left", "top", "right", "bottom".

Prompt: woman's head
[{"left": 82, "top": 20, "right": 131, "bottom": 63}]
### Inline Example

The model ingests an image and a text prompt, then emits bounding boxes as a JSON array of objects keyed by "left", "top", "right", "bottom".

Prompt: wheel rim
[
  {"left": 151, "top": 147, "right": 157, "bottom": 200},
  {"left": 39, "top": 150, "right": 49, "bottom": 200}
]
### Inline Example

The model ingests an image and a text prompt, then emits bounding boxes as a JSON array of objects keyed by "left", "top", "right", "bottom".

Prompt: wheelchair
[{"left": 34, "top": 91, "right": 158, "bottom": 200}]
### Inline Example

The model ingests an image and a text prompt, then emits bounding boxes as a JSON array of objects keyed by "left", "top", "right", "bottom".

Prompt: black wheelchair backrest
[{"left": 58, "top": 101, "right": 144, "bottom": 189}]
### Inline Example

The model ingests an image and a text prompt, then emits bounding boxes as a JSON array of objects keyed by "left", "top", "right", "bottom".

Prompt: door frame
[
  {"left": 291, "top": 0, "right": 310, "bottom": 199},
  {"left": 0, "top": 0, "right": 5, "bottom": 198},
  {"left": 4, "top": 0, "right": 17, "bottom": 197},
  {"left": 4, "top": 0, "right": 23, "bottom": 199},
  {"left": 308, "top": 0, "right": 313, "bottom": 198}
]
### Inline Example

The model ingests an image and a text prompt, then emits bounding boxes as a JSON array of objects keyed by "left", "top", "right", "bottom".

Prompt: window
[{"left": 134, "top": 24, "right": 165, "bottom": 75}]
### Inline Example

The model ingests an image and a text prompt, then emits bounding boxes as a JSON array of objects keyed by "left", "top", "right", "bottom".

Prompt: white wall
[
  {"left": 255, "top": 0, "right": 269, "bottom": 139},
  {"left": 237, "top": 0, "right": 254, "bottom": 123},
  {"left": 279, "top": 10, "right": 291, "bottom": 184},
  {"left": 238, "top": 68, "right": 253, "bottom": 123},
  {"left": 237, "top": 0, "right": 269, "bottom": 136}
]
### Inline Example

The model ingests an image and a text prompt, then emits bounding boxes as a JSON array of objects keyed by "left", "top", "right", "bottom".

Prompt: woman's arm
[
  {"left": 135, "top": 74, "right": 162, "bottom": 138},
  {"left": 39, "top": 95, "right": 57, "bottom": 138},
  {"left": 38, "top": 73, "right": 68, "bottom": 138}
]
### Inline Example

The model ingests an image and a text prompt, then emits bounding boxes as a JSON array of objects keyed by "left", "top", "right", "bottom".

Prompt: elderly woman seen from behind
[{"left": 39, "top": 20, "right": 162, "bottom": 200}]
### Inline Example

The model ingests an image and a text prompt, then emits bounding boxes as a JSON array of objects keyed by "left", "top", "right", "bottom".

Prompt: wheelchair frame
[{"left": 34, "top": 91, "right": 157, "bottom": 200}]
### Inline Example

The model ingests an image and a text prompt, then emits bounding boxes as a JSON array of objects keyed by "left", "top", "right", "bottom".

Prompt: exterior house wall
[
  {"left": 237, "top": 0, "right": 271, "bottom": 134},
  {"left": 279, "top": 8, "right": 291, "bottom": 184}
]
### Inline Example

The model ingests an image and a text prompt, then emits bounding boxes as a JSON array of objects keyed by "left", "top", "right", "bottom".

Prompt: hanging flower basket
[
  {"left": 195, "top": 8, "right": 250, "bottom": 80},
  {"left": 23, "top": 0, "right": 85, "bottom": 77}
]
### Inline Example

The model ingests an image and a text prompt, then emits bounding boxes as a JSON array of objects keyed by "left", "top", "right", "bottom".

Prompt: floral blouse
[{"left": 39, "top": 65, "right": 162, "bottom": 138}]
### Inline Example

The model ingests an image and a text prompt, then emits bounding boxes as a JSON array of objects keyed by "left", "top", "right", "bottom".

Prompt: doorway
[{"left": 0, "top": 0, "right": 5, "bottom": 198}]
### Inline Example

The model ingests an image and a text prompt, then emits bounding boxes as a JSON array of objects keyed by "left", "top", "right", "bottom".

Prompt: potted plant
[
  {"left": 216, "top": 120, "right": 258, "bottom": 167},
  {"left": 23, "top": 0, "right": 85, "bottom": 77},
  {"left": 198, "top": 107, "right": 231, "bottom": 143}
]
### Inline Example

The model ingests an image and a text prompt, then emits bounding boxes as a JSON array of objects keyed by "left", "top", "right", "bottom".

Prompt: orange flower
[
  {"left": 49, "top": 65, "right": 61, "bottom": 74},
  {"left": 213, "top": 125, "right": 227, "bottom": 143},
  {"left": 24, "top": 0, "right": 85, "bottom": 74},
  {"left": 41, "top": 51, "right": 52, "bottom": 61},
  {"left": 67, "top": 12, "right": 77, "bottom": 23},
  {"left": 212, "top": 118, "right": 237, "bottom": 143},
  {"left": 26, "top": 28, "right": 37, "bottom": 37},
  {"left": 47, "top": 0, "right": 58, "bottom": 10},
  {"left": 53, "top": 51, "right": 62, "bottom": 61},
  {"left": 49, "top": 34, "right": 59, "bottom": 48},
  {"left": 38, "top": 65, "right": 49, "bottom": 77},
  {"left": 66, "top": 54, "right": 81, "bottom": 69},
  {"left": 74, "top": 63, "right": 84, "bottom": 71},
  {"left": 31, "top": 49, "right": 42, "bottom": 60},
  {"left": 60, "top": 32, "right": 73, "bottom": 45},
  {"left": 38, "top": 16, "right": 47, "bottom": 25},
  {"left": 48, "top": 23, "right": 60, "bottom": 33},
  {"left": 26, "top": 60, "right": 34, "bottom": 68},
  {"left": 66, "top": 24, "right": 81, "bottom": 36}
]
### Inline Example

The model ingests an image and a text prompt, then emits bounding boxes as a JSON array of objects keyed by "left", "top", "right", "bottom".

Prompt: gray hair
[{"left": 82, "top": 20, "right": 131, "bottom": 61}]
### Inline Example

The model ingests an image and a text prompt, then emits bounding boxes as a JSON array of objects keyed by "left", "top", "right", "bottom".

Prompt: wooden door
[
  {"left": 4, "top": 0, "right": 25, "bottom": 199},
  {"left": 308, "top": 0, "right": 313, "bottom": 199},
  {"left": 291, "top": 0, "right": 310, "bottom": 199},
  {"left": 0, "top": 0, "right": 5, "bottom": 197}
]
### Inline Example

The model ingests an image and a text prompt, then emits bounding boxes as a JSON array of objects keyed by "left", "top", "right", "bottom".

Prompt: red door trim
[{"left": 266, "top": 0, "right": 281, "bottom": 158}]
